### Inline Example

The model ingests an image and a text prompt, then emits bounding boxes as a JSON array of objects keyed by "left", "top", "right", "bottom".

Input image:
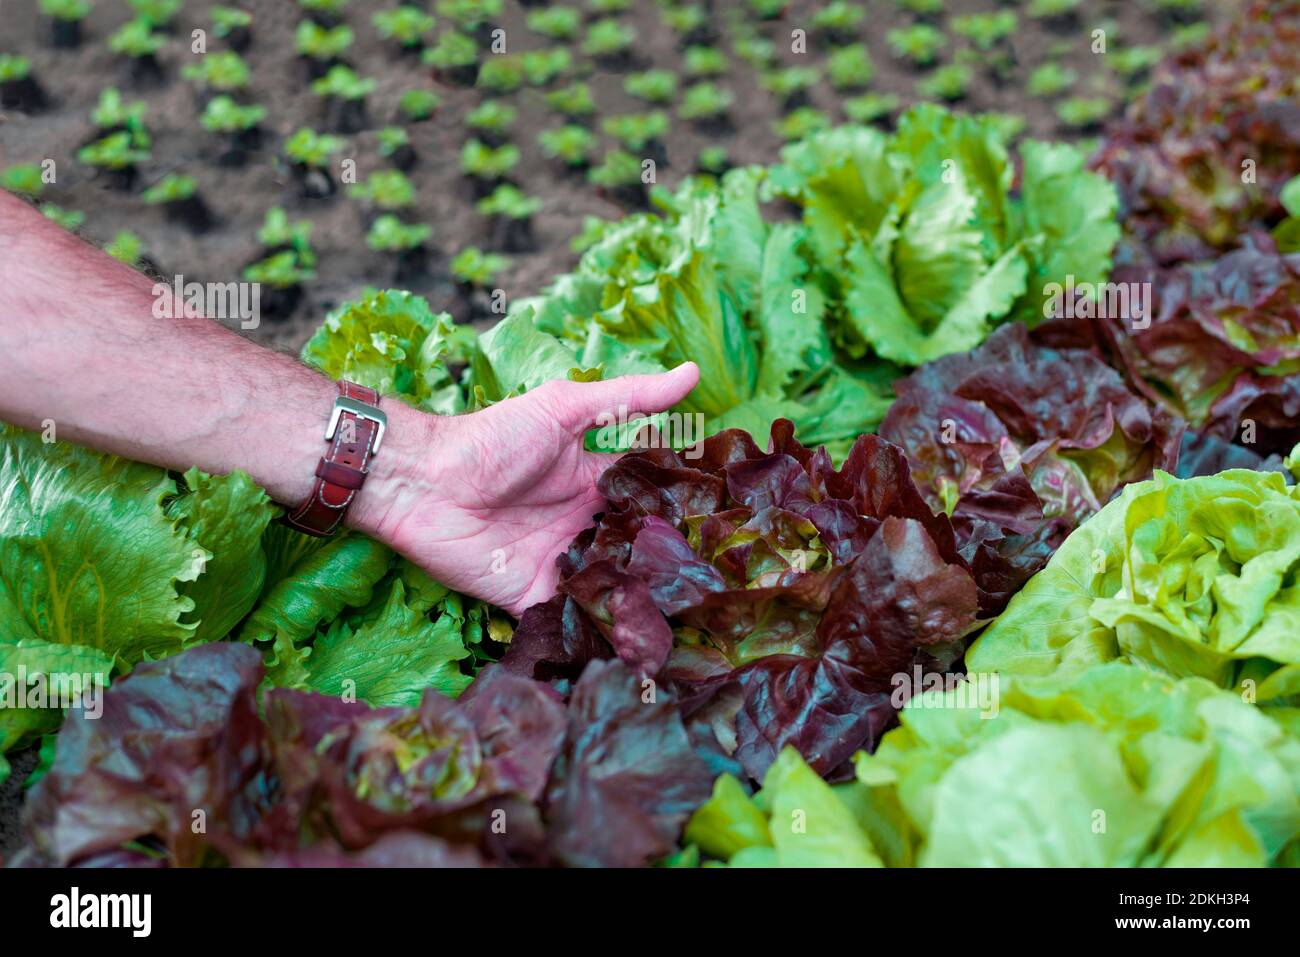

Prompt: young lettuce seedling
[
  {"left": 284, "top": 127, "right": 346, "bottom": 198},
  {"left": 582, "top": 19, "right": 638, "bottom": 68},
  {"left": 663, "top": 3, "right": 716, "bottom": 46},
  {"left": 679, "top": 81, "right": 733, "bottom": 131},
  {"left": 588, "top": 149, "right": 647, "bottom": 208},
  {"left": 77, "top": 132, "right": 150, "bottom": 189},
  {"left": 422, "top": 31, "right": 479, "bottom": 86},
  {"left": 41, "top": 204, "right": 85, "bottom": 230},
  {"left": 601, "top": 111, "right": 669, "bottom": 168},
  {"left": 450, "top": 246, "right": 508, "bottom": 288},
  {"left": 108, "top": 19, "right": 167, "bottom": 85},
  {"left": 476, "top": 183, "right": 540, "bottom": 252},
  {"left": 1055, "top": 95, "right": 1113, "bottom": 130},
  {"left": 399, "top": 88, "right": 442, "bottom": 121},
  {"left": 296, "top": 21, "right": 355, "bottom": 79},
  {"left": 373, "top": 6, "right": 435, "bottom": 51},
  {"left": 522, "top": 48, "right": 571, "bottom": 87},
  {"left": 182, "top": 49, "right": 250, "bottom": 103},
  {"left": 843, "top": 92, "right": 900, "bottom": 124},
  {"left": 0, "top": 54, "right": 47, "bottom": 112},
  {"left": 695, "top": 145, "right": 729, "bottom": 176},
  {"left": 200, "top": 95, "right": 267, "bottom": 165},
  {"left": 732, "top": 32, "right": 775, "bottom": 69},
  {"left": 243, "top": 207, "right": 317, "bottom": 317},
  {"left": 746, "top": 0, "right": 786, "bottom": 22},
  {"left": 436, "top": 0, "right": 503, "bottom": 37},
  {"left": 142, "top": 173, "right": 214, "bottom": 233},
  {"left": 39, "top": 0, "right": 90, "bottom": 49},
  {"left": 543, "top": 82, "right": 596, "bottom": 120},
  {"left": 526, "top": 6, "right": 579, "bottom": 41},
  {"left": 257, "top": 206, "right": 317, "bottom": 268},
  {"left": 773, "top": 107, "right": 831, "bottom": 141},
  {"left": 827, "top": 44, "right": 874, "bottom": 92},
  {"left": 242, "top": 252, "right": 313, "bottom": 318},
  {"left": 1, "top": 164, "right": 47, "bottom": 200},
  {"left": 761, "top": 66, "right": 821, "bottom": 111},
  {"left": 917, "top": 64, "right": 972, "bottom": 102},
  {"left": 460, "top": 138, "right": 520, "bottom": 197},
  {"left": 1027, "top": 0, "right": 1082, "bottom": 29},
  {"left": 1027, "top": 62, "right": 1077, "bottom": 97},
  {"left": 465, "top": 99, "right": 518, "bottom": 146},
  {"left": 105, "top": 230, "right": 147, "bottom": 269},
  {"left": 348, "top": 169, "right": 417, "bottom": 213},
  {"left": 312, "top": 65, "right": 376, "bottom": 133},
  {"left": 210, "top": 6, "right": 253, "bottom": 52},
  {"left": 623, "top": 69, "right": 678, "bottom": 105},
  {"left": 683, "top": 45, "right": 728, "bottom": 78},
  {"left": 128, "top": 0, "right": 180, "bottom": 29},
  {"left": 377, "top": 127, "right": 416, "bottom": 171},
  {"left": 812, "top": 1, "right": 865, "bottom": 44},
  {"left": 952, "top": 11, "right": 1018, "bottom": 50},
  {"left": 80, "top": 89, "right": 152, "bottom": 189},
  {"left": 366, "top": 214, "right": 433, "bottom": 284},
  {"left": 476, "top": 54, "right": 526, "bottom": 94},
  {"left": 886, "top": 23, "right": 946, "bottom": 67},
  {"left": 538, "top": 124, "right": 597, "bottom": 170}
]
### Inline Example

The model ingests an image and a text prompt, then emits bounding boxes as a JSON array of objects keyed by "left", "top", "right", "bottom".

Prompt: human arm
[{"left": 0, "top": 190, "right": 699, "bottom": 615}]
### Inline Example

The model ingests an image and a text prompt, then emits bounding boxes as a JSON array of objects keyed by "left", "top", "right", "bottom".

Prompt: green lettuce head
[
  {"left": 687, "top": 662, "right": 1300, "bottom": 867},
  {"left": 511, "top": 167, "right": 894, "bottom": 461},
  {"left": 968, "top": 458, "right": 1300, "bottom": 701},
  {"left": 767, "top": 103, "right": 1119, "bottom": 366}
]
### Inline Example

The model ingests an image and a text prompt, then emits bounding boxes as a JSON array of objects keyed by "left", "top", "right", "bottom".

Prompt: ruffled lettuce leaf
[
  {"left": 301, "top": 288, "right": 467, "bottom": 415},
  {"left": 969, "top": 463, "right": 1300, "bottom": 698},
  {"left": 0, "top": 426, "right": 202, "bottom": 662},
  {"left": 503, "top": 421, "right": 1034, "bottom": 782},
  {"left": 691, "top": 663, "right": 1300, "bottom": 867},
  {"left": 15, "top": 644, "right": 715, "bottom": 868},
  {"left": 1091, "top": 3, "right": 1300, "bottom": 265},
  {"left": 879, "top": 323, "right": 1181, "bottom": 531},
  {"left": 510, "top": 168, "right": 892, "bottom": 458},
  {"left": 770, "top": 104, "right": 1118, "bottom": 366}
]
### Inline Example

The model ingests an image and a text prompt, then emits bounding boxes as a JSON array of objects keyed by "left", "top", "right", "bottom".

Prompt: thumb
[{"left": 563, "top": 362, "right": 700, "bottom": 431}]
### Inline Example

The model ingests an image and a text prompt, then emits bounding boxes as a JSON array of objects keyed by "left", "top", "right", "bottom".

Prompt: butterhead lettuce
[{"left": 968, "top": 459, "right": 1300, "bottom": 700}]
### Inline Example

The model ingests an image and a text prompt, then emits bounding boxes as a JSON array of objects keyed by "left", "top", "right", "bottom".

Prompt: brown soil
[{"left": 0, "top": 0, "right": 1232, "bottom": 354}]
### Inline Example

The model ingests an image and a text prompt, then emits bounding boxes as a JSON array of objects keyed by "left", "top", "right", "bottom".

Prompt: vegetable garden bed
[{"left": 2, "top": 0, "right": 1300, "bottom": 869}]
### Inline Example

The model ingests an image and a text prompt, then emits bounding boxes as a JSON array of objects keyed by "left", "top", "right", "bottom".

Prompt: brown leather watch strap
[{"left": 284, "top": 380, "right": 384, "bottom": 537}]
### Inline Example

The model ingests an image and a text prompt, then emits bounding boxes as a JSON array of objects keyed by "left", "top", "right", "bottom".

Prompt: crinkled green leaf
[
  {"left": 167, "top": 467, "right": 276, "bottom": 644},
  {"left": 969, "top": 468, "right": 1300, "bottom": 694},
  {"left": 0, "top": 426, "right": 198, "bottom": 664},
  {"left": 289, "top": 578, "right": 472, "bottom": 704},
  {"left": 852, "top": 663, "right": 1300, "bottom": 866},
  {"left": 301, "top": 288, "right": 464, "bottom": 413},
  {"left": 0, "top": 639, "right": 115, "bottom": 768}
]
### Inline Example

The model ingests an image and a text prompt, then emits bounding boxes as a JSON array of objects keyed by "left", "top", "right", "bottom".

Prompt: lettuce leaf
[
  {"left": 1091, "top": 1, "right": 1300, "bottom": 266},
  {"left": 302, "top": 289, "right": 467, "bottom": 415},
  {"left": 770, "top": 103, "right": 1118, "bottom": 366},
  {"left": 969, "top": 463, "right": 1300, "bottom": 698},
  {"left": 15, "top": 644, "right": 715, "bottom": 868},
  {"left": 510, "top": 168, "right": 892, "bottom": 458},
  {"left": 691, "top": 662, "right": 1300, "bottom": 867},
  {"left": 879, "top": 322, "right": 1182, "bottom": 532}
]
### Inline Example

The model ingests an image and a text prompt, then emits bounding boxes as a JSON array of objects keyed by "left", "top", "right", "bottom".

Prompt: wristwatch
[{"left": 284, "top": 380, "right": 387, "bottom": 537}]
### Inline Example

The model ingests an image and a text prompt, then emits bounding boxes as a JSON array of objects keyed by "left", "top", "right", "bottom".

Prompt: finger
[{"left": 562, "top": 362, "right": 700, "bottom": 432}]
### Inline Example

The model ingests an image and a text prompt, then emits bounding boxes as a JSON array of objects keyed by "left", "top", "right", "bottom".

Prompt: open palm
[{"left": 373, "top": 364, "right": 700, "bottom": 616}]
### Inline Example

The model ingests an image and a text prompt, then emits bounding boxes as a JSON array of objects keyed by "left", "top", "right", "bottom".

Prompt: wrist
[{"left": 344, "top": 397, "right": 440, "bottom": 543}]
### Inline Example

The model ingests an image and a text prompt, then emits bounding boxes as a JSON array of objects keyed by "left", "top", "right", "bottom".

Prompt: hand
[{"left": 353, "top": 364, "right": 701, "bottom": 617}]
